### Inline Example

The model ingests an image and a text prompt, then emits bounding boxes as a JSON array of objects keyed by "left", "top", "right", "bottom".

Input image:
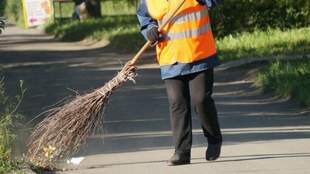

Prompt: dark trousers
[{"left": 164, "top": 69, "right": 222, "bottom": 153}]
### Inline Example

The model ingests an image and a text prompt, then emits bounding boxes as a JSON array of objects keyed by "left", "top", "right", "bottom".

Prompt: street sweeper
[
  {"left": 137, "top": 0, "right": 223, "bottom": 166},
  {"left": 27, "top": 0, "right": 223, "bottom": 169},
  {"left": 26, "top": 0, "right": 183, "bottom": 169}
]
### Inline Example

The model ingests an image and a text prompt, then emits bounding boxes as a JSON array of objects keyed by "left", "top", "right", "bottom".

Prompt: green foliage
[
  {"left": 44, "top": 0, "right": 139, "bottom": 19},
  {"left": 210, "top": 0, "right": 310, "bottom": 37},
  {"left": 3, "top": 0, "right": 310, "bottom": 37},
  {"left": 256, "top": 59, "right": 310, "bottom": 106},
  {"left": 3, "top": 0, "right": 24, "bottom": 27},
  {"left": 53, "top": 1, "right": 75, "bottom": 18},
  {"left": 0, "top": 78, "right": 26, "bottom": 174}
]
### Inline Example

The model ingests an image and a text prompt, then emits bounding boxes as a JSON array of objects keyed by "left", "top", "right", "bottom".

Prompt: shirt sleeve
[{"left": 136, "top": 0, "right": 159, "bottom": 40}]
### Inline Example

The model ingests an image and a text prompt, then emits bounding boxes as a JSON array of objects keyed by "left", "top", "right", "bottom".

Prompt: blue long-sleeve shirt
[{"left": 137, "top": 0, "right": 222, "bottom": 79}]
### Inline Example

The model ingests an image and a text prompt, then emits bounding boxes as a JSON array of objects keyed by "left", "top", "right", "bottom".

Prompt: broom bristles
[{"left": 26, "top": 64, "right": 137, "bottom": 169}]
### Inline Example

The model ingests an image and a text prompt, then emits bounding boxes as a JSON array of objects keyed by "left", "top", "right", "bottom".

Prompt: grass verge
[
  {"left": 255, "top": 59, "right": 310, "bottom": 107},
  {"left": 45, "top": 16, "right": 310, "bottom": 57},
  {"left": 217, "top": 27, "right": 310, "bottom": 61},
  {"left": 45, "top": 15, "right": 144, "bottom": 52}
]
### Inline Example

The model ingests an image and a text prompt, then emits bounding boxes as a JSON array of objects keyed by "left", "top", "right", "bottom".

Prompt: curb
[{"left": 216, "top": 54, "right": 310, "bottom": 71}]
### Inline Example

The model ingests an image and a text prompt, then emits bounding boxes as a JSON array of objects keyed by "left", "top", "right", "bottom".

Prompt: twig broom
[{"left": 26, "top": 0, "right": 186, "bottom": 169}]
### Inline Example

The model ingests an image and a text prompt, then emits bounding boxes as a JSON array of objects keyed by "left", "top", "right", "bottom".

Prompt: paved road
[{"left": 1, "top": 26, "right": 310, "bottom": 174}]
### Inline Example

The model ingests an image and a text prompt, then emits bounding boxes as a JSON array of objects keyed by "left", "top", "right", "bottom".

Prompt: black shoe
[
  {"left": 167, "top": 151, "right": 191, "bottom": 166},
  {"left": 206, "top": 143, "right": 221, "bottom": 161}
]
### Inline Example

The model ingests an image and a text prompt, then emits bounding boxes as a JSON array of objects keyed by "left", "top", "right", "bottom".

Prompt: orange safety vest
[{"left": 146, "top": 0, "right": 217, "bottom": 66}]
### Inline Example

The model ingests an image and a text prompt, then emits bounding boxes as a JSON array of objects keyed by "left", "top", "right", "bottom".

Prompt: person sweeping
[
  {"left": 137, "top": 0, "right": 223, "bottom": 166},
  {"left": 26, "top": 0, "right": 188, "bottom": 169},
  {"left": 26, "top": 0, "right": 223, "bottom": 169}
]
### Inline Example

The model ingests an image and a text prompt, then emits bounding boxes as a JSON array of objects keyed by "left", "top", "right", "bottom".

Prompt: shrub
[
  {"left": 4, "top": 0, "right": 21, "bottom": 21},
  {"left": 2, "top": 0, "right": 23, "bottom": 27},
  {"left": 0, "top": 1, "right": 5, "bottom": 16},
  {"left": 4, "top": 0, "right": 310, "bottom": 38},
  {"left": 210, "top": 0, "right": 310, "bottom": 37}
]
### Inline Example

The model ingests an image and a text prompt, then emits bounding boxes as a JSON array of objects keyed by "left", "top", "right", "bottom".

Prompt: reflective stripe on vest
[
  {"left": 159, "top": 9, "right": 209, "bottom": 26},
  {"left": 162, "top": 23, "right": 210, "bottom": 41}
]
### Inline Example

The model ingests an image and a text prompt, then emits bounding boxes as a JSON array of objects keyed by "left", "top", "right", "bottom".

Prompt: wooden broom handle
[{"left": 129, "top": 0, "right": 186, "bottom": 65}]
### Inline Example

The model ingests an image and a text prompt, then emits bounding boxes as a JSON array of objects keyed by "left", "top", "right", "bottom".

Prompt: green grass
[
  {"left": 45, "top": 15, "right": 310, "bottom": 56},
  {"left": 256, "top": 59, "right": 310, "bottom": 106},
  {"left": 45, "top": 15, "right": 145, "bottom": 52},
  {"left": 217, "top": 27, "right": 310, "bottom": 61}
]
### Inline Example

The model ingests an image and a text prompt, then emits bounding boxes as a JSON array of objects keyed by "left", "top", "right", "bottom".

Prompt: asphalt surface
[{"left": 1, "top": 26, "right": 310, "bottom": 174}]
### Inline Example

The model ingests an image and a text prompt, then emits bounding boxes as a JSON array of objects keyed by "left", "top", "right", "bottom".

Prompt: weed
[{"left": 0, "top": 79, "right": 26, "bottom": 174}]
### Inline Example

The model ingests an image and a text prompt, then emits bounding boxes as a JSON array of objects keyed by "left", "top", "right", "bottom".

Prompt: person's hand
[
  {"left": 146, "top": 27, "right": 160, "bottom": 44},
  {"left": 196, "top": 0, "right": 206, "bottom": 5}
]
